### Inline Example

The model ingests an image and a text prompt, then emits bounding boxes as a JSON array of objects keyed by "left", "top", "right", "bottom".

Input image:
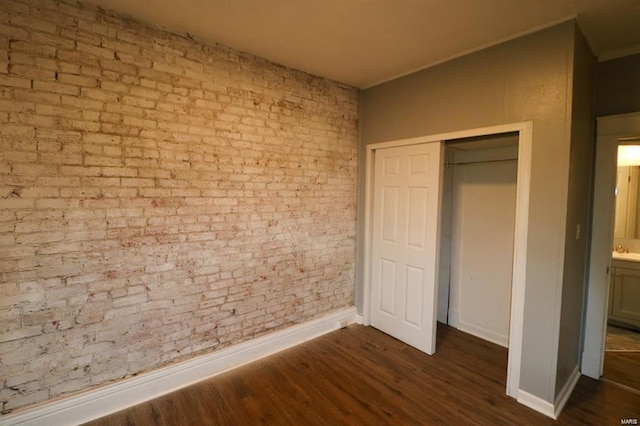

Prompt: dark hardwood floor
[
  {"left": 604, "top": 325, "right": 640, "bottom": 392},
  {"left": 87, "top": 324, "right": 640, "bottom": 425},
  {"left": 604, "top": 351, "right": 640, "bottom": 391}
]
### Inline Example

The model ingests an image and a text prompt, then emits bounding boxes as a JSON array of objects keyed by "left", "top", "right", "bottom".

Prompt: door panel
[
  {"left": 405, "top": 265, "right": 425, "bottom": 326},
  {"left": 379, "top": 259, "right": 397, "bottom": 315},
  {"left": 371, "top": 142, "right": 442, "bottom": 354},
  {"left": 381, "top": 187, "right": 399, "bottom": 242},
  {"left": 407, "top": 187, "right": 428, "bottom": 248}
]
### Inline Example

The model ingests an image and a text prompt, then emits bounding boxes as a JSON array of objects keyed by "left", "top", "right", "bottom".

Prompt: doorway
[
  {"left": 362, "top": 121, "right": 532, "bottom": 399},
  {"left": 583, "top": 112, "right": 640, "bottom": 390}
]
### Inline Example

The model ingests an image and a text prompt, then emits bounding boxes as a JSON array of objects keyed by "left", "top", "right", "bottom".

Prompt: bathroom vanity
[{"left": 609, "top": 252, "right": 640, "bottom": 330}]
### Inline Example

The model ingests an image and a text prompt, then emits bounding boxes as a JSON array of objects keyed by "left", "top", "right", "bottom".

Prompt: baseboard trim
[
  {"left": 516, "top": 366, "right": 580, "bottom": 422},
  {"left": 554, "top": 366, "right": 580, "bottom": 418},
  {"left": 517, "top": 390, "right": 556, "bottom": 419},
  {"left": 456, "top": 320, "right": 509, "bottom": 348},
  {"left": 1, "top": 307, "right": 358, "bottom": 426}
]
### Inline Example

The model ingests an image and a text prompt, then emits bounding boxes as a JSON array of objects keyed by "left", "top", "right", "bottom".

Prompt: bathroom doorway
[
  {"left": 603, "top": 144, "right": 640, "bottom": 391},
  {"left": 583, "top": 112, "right": 640, "bottom": 392}
]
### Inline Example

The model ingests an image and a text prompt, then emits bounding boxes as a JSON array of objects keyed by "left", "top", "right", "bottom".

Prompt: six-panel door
[{"left": 371, "top": 142, "right": 442, "bottom": 354}]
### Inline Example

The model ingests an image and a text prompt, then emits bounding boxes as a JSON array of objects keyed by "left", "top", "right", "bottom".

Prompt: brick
[
  {"left": 100, "top": 58, "right": 137, "bottom": 75},
  {"left": 130, "top": 86, "right": 162, "bottom": 100},
  {"left": 61, "top": 118, "right": 101, "bottom": 131},
  {"left": 10, "top": 14, "right": 58, "bottom": 34},
  {"left": 59, "top": 26, "right": 101, "bottom": 46},
  {"left": 4, "top": 390, "right": 50, "bottom": 411},
  {"left": 50, "top": 378, "right": 91, "bottom": 396},
  {"left": 123, "top": 115, "right": 156, "bottom": 129},
  {"left": 81, "top": 88, "right": 120, "bottom": 102},
  {"left": 78, "top": 20, "right": 116, "bottom": 38},
  {"left": 30, "top": 31, "right": 76, "bottom": 49},
  {"left": 36, "top": 128, "right": 82, "bottom": 141},
  {"left": 15, "top": 88, "right": 61, "bottom": 104},
  {"left": 120, "top": 176, "right": 153, "bottom": 187},
  {"left": 57, "top": 49, "right": 100, "bottom": 67},
  {"left": 1, "top": 1, "right": 30, "bottom": 14},
  {"left": 61, "top": 95, "right": 103, "bottom": 111},
  {"left": 122, "top": 95, "right": 155, "bottom": 109},
  {"left": 39, "top": 152, "right": 82, "bottom": 164},
  {"left": 76, "top": 42, "right": 115, "bottom": 60},
  {"left": 0, "top": 74, "right": 31, "bottom": 88},
  {"left": 0, "top": 0, "right": 358, "bottom": 414},
  {"left": 57, "top": 73, "right": 99, "bottom": 87},
  {"left": 9, "top": 111, "right": 58, "bottom": 127},
  {"left": 83, "top": 133, "right": 121, "bottom": 144},
  {"left": 0, "top": 100, "right": 34, "bottom": 112},
  {"left": 0, "top": 23, "right": 29, "bottom": 39},
  {"left": 0, "top": 124, "right": 36, "bottom": 137},
  {"left": 0, "top": 325, "right": 43, "bottom": 343},
  {"left": 32, "top": 80, "right": 80, "bottom": 96}
]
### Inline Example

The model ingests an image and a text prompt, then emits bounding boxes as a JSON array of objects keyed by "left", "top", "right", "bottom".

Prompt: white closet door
[{"left": 371, "top": 142, "right": 442, "bottom": 354}]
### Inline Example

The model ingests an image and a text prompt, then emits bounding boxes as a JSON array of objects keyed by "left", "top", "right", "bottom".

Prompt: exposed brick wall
[{"left": 0, "top": 0, "right": 358, "bottom": 413}]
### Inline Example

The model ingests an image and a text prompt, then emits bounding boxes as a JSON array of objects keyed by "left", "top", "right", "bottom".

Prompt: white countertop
[{"left": 612, "top": 251, "right": 640, "bottom": 262}]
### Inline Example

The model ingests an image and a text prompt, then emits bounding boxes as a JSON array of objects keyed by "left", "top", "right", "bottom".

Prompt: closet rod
[{"left": 445, "top": 158, "right": 517, "bottom": 167}]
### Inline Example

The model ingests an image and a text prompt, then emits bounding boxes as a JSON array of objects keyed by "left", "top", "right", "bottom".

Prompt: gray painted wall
[
  {"left": 358, "top": 21, "right": 578, "bottom": 402},
  {"left": 555, "top": 25, "right": 596, "bottom": 397},
  {"left": 595, "top": 53, "right": 640, "bottom": 117}
]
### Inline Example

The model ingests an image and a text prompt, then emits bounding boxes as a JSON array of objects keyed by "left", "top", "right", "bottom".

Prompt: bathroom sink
[{"left": 612, "top": 251, "right": 640, "bottom": 262}]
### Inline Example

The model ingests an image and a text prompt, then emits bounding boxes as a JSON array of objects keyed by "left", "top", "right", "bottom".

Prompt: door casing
[{"left": 362, "top": 121, "right": 533, "bottom": 399}]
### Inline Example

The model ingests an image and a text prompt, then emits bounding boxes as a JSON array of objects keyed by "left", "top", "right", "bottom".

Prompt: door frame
[
  {"left": 582, "top": 111, "right": 640, "bottom": 379},
  {"left": 362, "top": 121, "right": 533, "bottom": 399}
]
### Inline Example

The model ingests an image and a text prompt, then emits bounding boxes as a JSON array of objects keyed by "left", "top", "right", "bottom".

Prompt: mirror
[
  {"left": 615, "top": 146, "right": 640, "bottom": 239},
  {"left": 615, "top": 165, "right": 640, "bottom": 239}
]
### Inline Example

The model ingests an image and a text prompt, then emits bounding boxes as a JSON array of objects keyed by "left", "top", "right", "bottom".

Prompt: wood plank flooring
[
  {"left": 606, "top": 325, "right": 640, "bottom": 351},
  {"left": 604, "top": 352, "right": 640, "bottom": 391},
  {"left": 87, "top": 324, "right": 640, "bottom": 425},
  {"left": 604, "top": 324, "right": 640, "bottom": 391}
]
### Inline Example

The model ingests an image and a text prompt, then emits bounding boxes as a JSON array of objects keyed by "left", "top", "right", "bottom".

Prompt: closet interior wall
[{"left": 438, "top": 133, "right": 519, "bottom": 348}]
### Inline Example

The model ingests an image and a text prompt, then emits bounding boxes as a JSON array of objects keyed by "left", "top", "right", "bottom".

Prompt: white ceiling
[{"left": 84, "top": 0, "right": 640, "bottom": 88}]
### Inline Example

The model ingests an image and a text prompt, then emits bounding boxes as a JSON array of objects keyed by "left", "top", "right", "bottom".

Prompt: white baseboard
[
  {"left": 1, "top": 307, "right": 358, "bottom": 426},
  {"left": 457, "top": 320, "right": 509, "bottom": 348},
  {"left": 517, "top": 365, "right": 580, "bottom": 420},
  {"left": 515, "top": 365, "right": 580, "bottom": 421},
  {"left": 554, "top": 366, "right": 580, "bottom": 418},
  {"left": 517, "top": 390, "right": 556, "bottom": 419}
]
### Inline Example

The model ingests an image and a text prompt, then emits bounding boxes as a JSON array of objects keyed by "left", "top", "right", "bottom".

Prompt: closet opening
[{"left": 437, "top": 132, "right": 519, "bottom": 352}]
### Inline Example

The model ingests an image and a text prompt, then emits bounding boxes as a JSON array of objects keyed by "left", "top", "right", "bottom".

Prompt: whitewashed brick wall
[{"left": 0, "top": 0, "right": 358, "bottom": 414}]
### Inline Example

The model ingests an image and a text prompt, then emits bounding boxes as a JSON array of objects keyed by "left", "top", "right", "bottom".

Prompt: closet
[{"left": 438, "top": 133, "right": 518, "bottom": 347}]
